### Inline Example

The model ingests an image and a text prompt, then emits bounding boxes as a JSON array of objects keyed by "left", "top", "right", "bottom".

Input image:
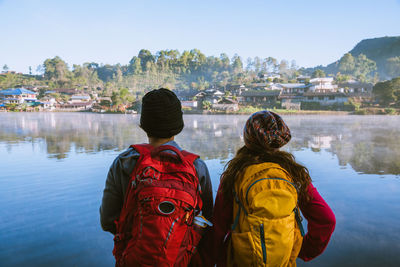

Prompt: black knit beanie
[{"left": 140, "top": 88, "right": 184, "bottom": 138}]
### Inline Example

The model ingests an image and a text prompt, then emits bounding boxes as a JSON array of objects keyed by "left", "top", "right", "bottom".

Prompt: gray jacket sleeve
[
  {"left": 100, "top": 148, "right": 214, "bottom": 234},
  {"left": 100, "top": 148, "right": 139, "bottom": 234},
  {"left": 193, "top": 158, "right": 214, "bottom": 221}
]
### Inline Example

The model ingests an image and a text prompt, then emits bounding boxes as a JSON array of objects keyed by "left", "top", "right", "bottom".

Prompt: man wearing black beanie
[
  {"left": 100, "top": 88, "right": 213, "bottom": 266},
  {"left": 140, "top": 88, "right": 184, "bottom": 138}
]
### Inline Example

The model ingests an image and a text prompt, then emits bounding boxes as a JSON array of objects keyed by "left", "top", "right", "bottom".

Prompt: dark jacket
[{"left": 100, "top": 140, "right": 214, "bottom": 235}]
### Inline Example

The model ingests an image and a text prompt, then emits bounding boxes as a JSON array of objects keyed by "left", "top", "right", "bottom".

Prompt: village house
[
  {"left": 309, "top": 77, "right": 338, "bottom": 92},
  {"left": 279, "top": 94, "right": 302, "bottom": 110},
  {"left": 302, "top": 92, "right": 348, "bottom": 106},
  {"left": 175, "top": 90, "right": 199, "bottom": 101},
  {"left": 39, "top": 96, "right": 57, "bottom": 110},
  {"left": 249, "top": 83, "right": 269, "bottom": 90},
  {"left": 181, "top": 100, "right": 198, "bottom": 109},
  {"left": 279, "top": 83, "right": 309, "bottom": 94},
  {"left": 0, "top": 88, "right": 37, "bottom": 105},
  {"left": 240, "top": 90, "right": 281, "bottom": 106},
  {"left": 260, "top": 73, "right": 281, "bottom": 81},
  {"left": 212, "top": 98, "right": 239, "bottom": 112},
  {"left": 337, "top": 81, "right": 373, "bottom": 94},
  {"left": 297, "top": 75, "right": 311, "bottom": 84},
  {"left": 195, "top": 89, "right": 224, "bottom": 104},
  {"left": 52, "top": 88, "right": 80, "bottom": 95},
  {"left": 95, "top": 96, "right": 112, "bottom": 105},
  {"left": 56, "top": 101, "right": 93, "bottom": 111},
  {"left": 70, "top": 94, "right": 91, "bottom": 103},
  {"left": 226, "top": 84, "right": 247, "bottom": 96}
]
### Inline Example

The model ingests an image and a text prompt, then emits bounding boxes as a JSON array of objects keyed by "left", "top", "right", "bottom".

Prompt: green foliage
[
  {"left": 43, "top": 56, "right": 71, "bottom": 87},
  {"left": 338, "top": 53, "right": 355, "bottom": 74},
  {"left": 111, "top": 88, "right": 135, "bottom": 107},
  {"left": 0, "top": 72, "right": 37, "bottom": 89},
  {"left": 354, "top": 54, "right": 377, "bottom": 80},
  {"left": 312, "top": 69, "right": 326, "bottom": 78},
  {"left": 385, "top": 57, "right": 400, "bottom": 78},
  {"left": 237, "top": 105, "right": 265, "bottom": 114},
  {"left": 335, "top": 73, "right": 352, "bottom": 83},
  {"left": 384, "top": 108, "right": 396, "bottom": 115},
  {"left": 373, "top": 77, "right": 400, "bottom": 106},
  {"left": 202, "top": 100, "right": 212, "bottom": 110},
  {"left": 300, "top": 101, "right": 356, "bottom": 111}
]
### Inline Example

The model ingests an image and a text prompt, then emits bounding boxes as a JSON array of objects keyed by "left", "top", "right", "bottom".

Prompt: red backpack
[{"left": 113, "top": 144, "right": 204, "bottom": 267}]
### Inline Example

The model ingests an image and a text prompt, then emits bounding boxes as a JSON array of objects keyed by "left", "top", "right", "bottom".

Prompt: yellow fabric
[{"left": 229, "top": 163, "right": 303, "bottom": 267}]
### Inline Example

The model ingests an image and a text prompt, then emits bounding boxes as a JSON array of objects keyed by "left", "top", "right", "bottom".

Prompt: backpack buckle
[{"left": 114, "top": 234, "right": 122, "bottom": 242}]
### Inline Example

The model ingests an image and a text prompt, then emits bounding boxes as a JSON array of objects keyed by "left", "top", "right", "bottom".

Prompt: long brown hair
[{"left": 220, "top": 146, "right": 312, "bottom": 205}]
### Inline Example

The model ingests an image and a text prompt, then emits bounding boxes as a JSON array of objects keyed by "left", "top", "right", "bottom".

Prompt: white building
[
  {"left": 309, "top": 78, "right": 338, "bottom": 92},
  {"left": 70, "top": 95, "right": 91, "bottom": 103},
  {"left": 279, "top": 83, "right": 309, "bottom": 94},
  {"left": 40, "top": 96, "right": 57, "bottom": 110}
]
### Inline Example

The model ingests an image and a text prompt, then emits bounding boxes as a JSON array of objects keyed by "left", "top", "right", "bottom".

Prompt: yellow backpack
[{"left": 228, "top": 162, "right": 305, "bottom": 267}]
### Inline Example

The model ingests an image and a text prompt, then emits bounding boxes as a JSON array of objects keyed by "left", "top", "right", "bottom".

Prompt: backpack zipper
[
  {"left": 139, "top": 206, "right": 143, "bottom": 238},
  {"left": 164, "top": 217, "right": 180, "bottom": 247},
  {"left": 260, "top": 223, "right": 267, "bottom": 264},
  {"left": 138, "top": 197, "right": 151, "bottom": 239},
  {"left": 246, "top": 178, "right": 296, "bottom": 205}
]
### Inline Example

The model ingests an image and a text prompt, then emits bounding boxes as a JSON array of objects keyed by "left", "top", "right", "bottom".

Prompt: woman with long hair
[{"left": 210, "top": 111, "right": 335, "bottom": 266}]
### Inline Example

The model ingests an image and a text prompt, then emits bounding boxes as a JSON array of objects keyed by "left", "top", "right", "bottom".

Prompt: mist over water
[{"left": 0, "top": 113, "right": 399, "bottom": 266}]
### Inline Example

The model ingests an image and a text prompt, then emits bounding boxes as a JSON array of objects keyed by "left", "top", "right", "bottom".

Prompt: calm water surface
[{"left": 0, "top": 113, "right": 400, "bottom": 267}]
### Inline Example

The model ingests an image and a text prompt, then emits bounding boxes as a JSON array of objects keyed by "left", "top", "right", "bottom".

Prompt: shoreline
[
  {"left": 182, "top": 110, "right": 351, "bottom": 115},
  {"left": 1, "top": 107, "right": 399, "bottom": 116}
]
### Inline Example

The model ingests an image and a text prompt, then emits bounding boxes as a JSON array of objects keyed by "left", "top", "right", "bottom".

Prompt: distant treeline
[
  {"left": 1, "top": 49, "right": 306, "bottom": 93},
  {"left": 2, "top": 37, "right": 399, "bottom": 96}
]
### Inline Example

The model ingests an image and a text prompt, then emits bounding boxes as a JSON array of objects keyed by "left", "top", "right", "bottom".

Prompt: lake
[{"left": 0, "top": 112, "right": 399, "bottom": 267}]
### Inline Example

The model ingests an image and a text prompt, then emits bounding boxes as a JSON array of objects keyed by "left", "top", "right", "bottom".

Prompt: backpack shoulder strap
[
  {"left": 130, "top": 143, "right": 153, "bottom": 155},
  {"left": 180, "top": 150, "right": 199, "bottom": 164}
]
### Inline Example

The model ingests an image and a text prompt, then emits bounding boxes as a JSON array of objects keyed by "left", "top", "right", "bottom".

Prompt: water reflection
[
  {"left": 1, "top": 113, "right": 400, "bottom": 267},
  {"left": 1, "top": 113, "right": 400, "bottom": 175}
]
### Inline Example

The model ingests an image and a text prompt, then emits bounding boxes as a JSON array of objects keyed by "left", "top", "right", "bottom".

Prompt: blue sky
[{"left": 1, "top": 0, "right": 399, "bottom": 73}]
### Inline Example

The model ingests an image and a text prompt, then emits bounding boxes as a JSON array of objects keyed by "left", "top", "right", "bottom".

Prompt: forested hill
[
  {"left": 349, "top": 36, "right": 400, "bottom": 63},
  {"left": 324, "top": 36, "right": 400, "bottom": 79}
]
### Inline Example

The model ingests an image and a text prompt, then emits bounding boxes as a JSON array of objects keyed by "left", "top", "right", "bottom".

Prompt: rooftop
[
  {"left": 303, "top": 92, "right": 346, "bottom": 97},
  {"left": 279, "top": 83, "right": 308, "bottom": 89},
  {"left": 241, "top": 90, "right": 281, "bottom": 97},
  {"left": 0, "top": 88, "right": 37, "bottom": 95}
]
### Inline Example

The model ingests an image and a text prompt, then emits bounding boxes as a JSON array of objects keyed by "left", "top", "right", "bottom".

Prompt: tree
[
  {"left": 231, "top": 54, "right": 243, "bottom": 74},
  {"left": 138, "top": 49, "right": 155, "bottom": 71},
  {"left": 264, "top": 57, "right": 277, "bottom": 73},
  {"left": 129, "top": 56, "right": 142, "bottom": 74},
  {"left": 36, "top": 65, "right": 44, "bottom": 75},
  {"left": 338, "top": 53, "right": 355, "bottom": 74},
  {"left": 312, "top": 69, "right": 326, "bottom": 78},
  {"left": 245, "top": 57, "right": 253, "bottom": 72},
  {"left": 354, "top": 54, "right": 377, "bottom": 80},
  {"left": 279, "top": 60, "right": 289, "bottom": 75},
  {"left": 385, "top": 57, "right": 400, "bottom": 78},
  {"left": 220, "top": 53, "right": 230, "bottom": 71},
  {"left": 253, "top": 57, "right": 262, "bottom": 74},
  {"left": 373, "top": 77, "right": 400, "bottom": 106},
  {"left": 0, "top": 72, "right": 21, "bottom": 88},
  {"left": 43, "top": 56, "right": 71, "bottom": 86},
  {"left": 2, "top": 64, "right": 9, "bottom": 72}
]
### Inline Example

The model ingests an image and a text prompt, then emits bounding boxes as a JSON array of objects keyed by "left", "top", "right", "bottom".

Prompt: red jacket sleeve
[
  {"left": 298, "top": 183, "right": 336, "bottom": 261},
  {"left": 208, "top": 184, "right": 233, "bottom": 267}
]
